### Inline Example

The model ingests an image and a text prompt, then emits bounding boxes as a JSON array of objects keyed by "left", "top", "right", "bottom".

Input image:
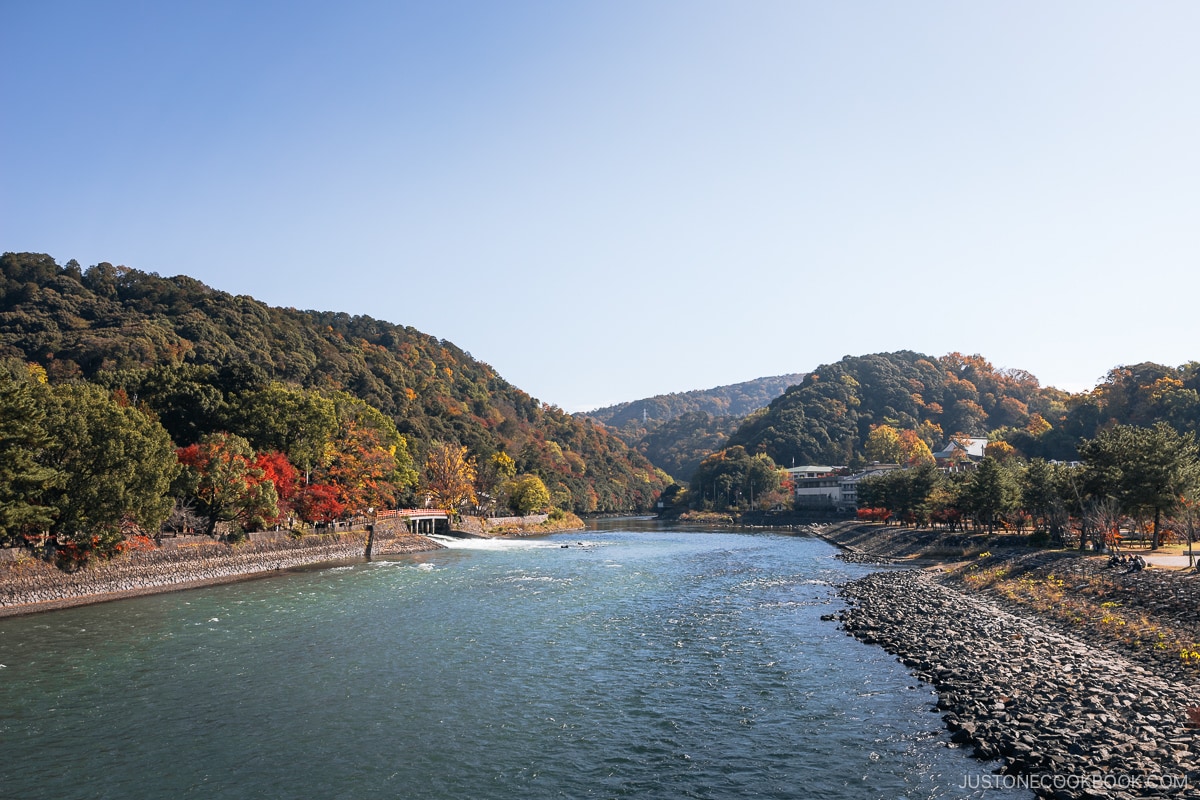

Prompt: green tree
[
  {"left": 42, "top": 382, "right": 179, "bottom": 559},
  {"left": 856, "top": 465, "right": 940, "bottom": 525},
  {"left": 1079, "top": 422, "right": 1200, "bottom": 549},
  {"left": 1021, "top": 458, "right": 1070, "bottom": 537},
  {"left": 0, "top": 368, "right": 61, "bottom": 543},
  {"left": 104, "top": 363, "right": 228, "bottom": 445},
  {"left": 230, "top": 382, "right": 338, "bottom": 482},
  {"left": 962, "top": 457, "right": 1019, "bottom": 534},
  {"left": 689, "top": 446, "right": 781, "bottom": 510}
]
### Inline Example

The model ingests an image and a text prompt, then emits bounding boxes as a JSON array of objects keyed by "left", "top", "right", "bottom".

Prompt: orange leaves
[
  {"left": 176, "top": 433, "right": 280, "bottom": 535},
  {"left": 1025, "top": 413, "right": 1053, "bottom": 437},
  {"left": 255, "top": 451, "right": 299, "bottom": 506},
  {"left": 324, "top": 421, "right": 401, "bottom": 514},
  {"left": 421, "top": 442, "right": 477, "bottom": 511},
  {"left": 897, "top": 429, "right": 935, "bottom": 467},
  {"left": 867, "top": 425, "right": 935, "bottom": 467}
]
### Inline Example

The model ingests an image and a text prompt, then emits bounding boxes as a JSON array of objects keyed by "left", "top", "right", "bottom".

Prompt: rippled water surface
[{"left": 0, "top": 521, "right": 1025, "bottom": 799}]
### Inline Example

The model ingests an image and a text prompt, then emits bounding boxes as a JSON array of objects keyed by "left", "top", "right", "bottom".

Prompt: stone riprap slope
[
  {"left": 0, "top": 527, "right": 442, "bottom": 617},
  {"left": 817, "top": 521, "right": 1029, "bottom": 562},
  {"left": 839, "top": 569, "right": 1199, "bottom": 798},
  {"left": 943, "top": 550, "right": 1200, "bottom": 687}
]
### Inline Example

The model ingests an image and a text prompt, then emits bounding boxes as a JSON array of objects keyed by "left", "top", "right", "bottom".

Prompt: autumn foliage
[
  {"left": 0, "top": 252, "right": 669, "bottom": 524},
  {"left": 857, "top": 507, "right": 892, "bottom": 523}
]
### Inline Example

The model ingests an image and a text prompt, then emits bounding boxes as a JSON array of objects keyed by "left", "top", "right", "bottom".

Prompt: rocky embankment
[
  {"left": 840, "top": 570, "right": 1198, "bottom": 797},
  {"left": 0, "top": 525, "right": 442, "bottom": 617},
  {"left": 826, "top": 524, "right": 1200, "bottom": 798}
]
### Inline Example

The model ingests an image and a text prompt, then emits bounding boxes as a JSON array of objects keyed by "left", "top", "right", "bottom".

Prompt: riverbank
[
  {"left": 811, "top": 519, "right": 1028, "bottom": 562},
  {"left": 823, "top": 524, "right": 1200, "bottom": 796},
  {"left": 0, "top": 523, "right": 443, "bottom": 618},
  {"left": 0, "top": 511, "right": 589, "bottom": 617}
]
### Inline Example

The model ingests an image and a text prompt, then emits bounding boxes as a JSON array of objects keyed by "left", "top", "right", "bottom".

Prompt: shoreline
[
  {"left": 0, "top": 513, "right": 587, "bottom": 618},
  {"left": 821, "top": 523, "right": 1200, "bottom": 797},
  {"left": 0, "top": 567, "right": 296, "bottom": 617},
  {"left": 0, "top": 526, "right": 444, "bottom": 619}
]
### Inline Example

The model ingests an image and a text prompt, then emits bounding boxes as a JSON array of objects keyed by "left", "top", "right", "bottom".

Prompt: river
[{"left": 0, "top": 520, "right": 1026, "bottom": 799}]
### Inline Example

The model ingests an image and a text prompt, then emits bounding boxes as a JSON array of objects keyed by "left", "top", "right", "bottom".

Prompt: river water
[{"left": 0, "top": 521, "right": 1026, "bottom": 799}]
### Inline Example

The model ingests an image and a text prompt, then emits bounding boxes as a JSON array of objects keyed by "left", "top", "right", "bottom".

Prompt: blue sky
[{"left": 4, "top": 1, "right": 1199, "bottom": 411}]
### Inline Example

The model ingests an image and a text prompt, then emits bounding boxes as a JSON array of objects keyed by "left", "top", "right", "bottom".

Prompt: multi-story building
[{"left": 790, "top": 464, "right": 901, "bottom": 511}]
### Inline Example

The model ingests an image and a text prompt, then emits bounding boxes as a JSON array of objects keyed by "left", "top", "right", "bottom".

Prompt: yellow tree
[
  {"left": 508, "top": 474, "right": 551, "bottom": 515},
  {"left": 917, "top": 419, "right": 944, "bottom": 449},
  {"left": 422, "top": 443, "right": 477, "bottom": 512},
  {"left": 865, "top": 425, "right": 903, "bottom": 463},
  {"left": 984, "top": 440, "right": 1017, "bottom": 463}
]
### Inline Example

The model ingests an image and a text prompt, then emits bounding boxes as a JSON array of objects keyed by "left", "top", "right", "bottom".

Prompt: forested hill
[
  {"left": 725, "top": 351, "right": 1200, "bottom": 468},
  {"left": 580, "top": 373, "right": 805, "bottom": 427},
  {"left": 0, "top": 252, "right": 668, "bottom": 513},
  {"left": 576, "top": 374, "right": 804, "bottom": 483}
]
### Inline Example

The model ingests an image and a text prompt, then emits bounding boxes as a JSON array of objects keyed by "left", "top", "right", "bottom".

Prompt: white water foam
[{"left": 427, "top": 535, "right": 601, "bottom": 552}]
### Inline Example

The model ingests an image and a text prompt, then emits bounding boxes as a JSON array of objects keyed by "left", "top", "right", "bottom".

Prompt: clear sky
[{"left": 4, "top": 1, "right": 1199, "bottom": 411}]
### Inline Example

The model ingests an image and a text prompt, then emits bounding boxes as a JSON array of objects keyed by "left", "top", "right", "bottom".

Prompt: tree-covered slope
[
  {"left": 627, "top": 411, "right": 743, "bottom": 484},
  {"left": 726, "top": 351, "right": 1077, "bottom": 466},
  {"left": 577, "top": 373, "right": 803, "bottom": 482},
  {"left": 0, "top": 253, "right": 668, "bottom": 513}
]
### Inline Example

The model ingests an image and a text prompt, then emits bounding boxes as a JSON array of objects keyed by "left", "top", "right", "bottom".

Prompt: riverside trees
[
  {"left": 688, "top": 446, "right": 783, "bottom": 511},
  {"left": 0, "top": 368, "right": 60, "bottom": 542},
  {"left": 856, "top": 424, "right": 1200, "bottom": 546},
  {"left": 0, "top": 365, "right": 180, "bottom": 563},
  {"left": 1078, "top": 423, "right": 1200, "bottom": 549},
  {"left": 0, "top": 358, "right": 417, "bottom": 562}
]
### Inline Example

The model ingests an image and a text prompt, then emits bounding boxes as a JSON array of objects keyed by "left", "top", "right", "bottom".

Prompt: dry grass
[{"left": 956, "top": 556, "right": 1200, "bottom": 670}]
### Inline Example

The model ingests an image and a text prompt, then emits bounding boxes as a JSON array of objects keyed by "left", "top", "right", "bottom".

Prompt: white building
[
  {"left": 838, "top": 465, "right": 901, "bottom": 509},
  {"left": 791, "top": 464, "right": 900, "bottom": 511},
  {"left": 783, "top": 465, "right": 840, "bottom": 480},
  {"left": 932, "top": 437, "right": 989, "bottom": 471}
]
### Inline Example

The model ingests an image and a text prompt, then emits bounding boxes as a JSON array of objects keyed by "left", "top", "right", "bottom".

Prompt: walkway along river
[{"left": 0, "top": 520, "right": 1026, "bottom": 799}]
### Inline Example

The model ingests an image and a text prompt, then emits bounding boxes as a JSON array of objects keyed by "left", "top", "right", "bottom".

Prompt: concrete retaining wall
[
  {"left": 454, "top": 514, "right": 549, "bottom": 536},
  {"left": 0, "top": 525, "right": 442, "bottom": 616}
]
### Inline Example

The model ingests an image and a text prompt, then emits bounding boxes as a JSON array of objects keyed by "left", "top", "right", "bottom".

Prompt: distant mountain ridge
[
  {"left": 577, "top": 374, "right": 805, "bottom": 482},
  {"left": 580, "top": 374, "right": 806, "bottom": 427}
]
